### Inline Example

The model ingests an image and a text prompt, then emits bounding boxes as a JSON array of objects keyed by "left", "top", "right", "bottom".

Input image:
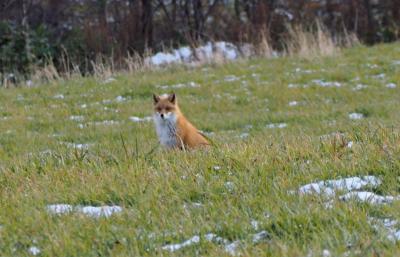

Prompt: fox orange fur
[{"left": 152, "top": 93, "right": 209, "bottom": 149}]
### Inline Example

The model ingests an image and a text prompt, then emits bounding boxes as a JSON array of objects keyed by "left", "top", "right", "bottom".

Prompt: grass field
[{"left": 0, "top": 43, "right": 400, "bottom": 256}]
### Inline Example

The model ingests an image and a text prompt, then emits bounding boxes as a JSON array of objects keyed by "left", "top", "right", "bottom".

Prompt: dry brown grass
[{"left": 285, "top": 21, "right": 339, "bottom": 58}]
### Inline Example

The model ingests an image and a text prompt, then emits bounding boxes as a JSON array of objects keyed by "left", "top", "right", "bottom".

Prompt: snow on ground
[
  {"left": 85, "top": 120, "right": 121, "bottom": 126},
  {"left": 156, "top": 81, "right": 200, "bottom": 89},
  {"left": 348, "top": 113, "right": 364, "bottom": 120},
  {"left": 252, "top": 231, "right": 270, "bottom": 244},
  {"left": 288, "top": 101, "right": 299, "bottom": 106},
  {"left": 224, "top": 75, "right": 241, "bottom": 82},
  {"left": 346, "top": 141, "right": 354, "bottom": 148},
  {"left": 80, "top": 206, "right": 123, "bottom": 218},
  {"left": 161, "top": 235, "right": 200, "bottom": 252},
  {"left": 213, "top": 166, "right": 221, "bottom": 171},
  {"left": 298, "top": 176, "right": 381, "bottom": 196},
  {"left": 251, "top": 220, "right": 260, "bottom": 230},
  {"left": 145, "top": 42, "right": 251, "bottom": 67},
  {"left": 372, "top": 73, "right": 386, "bottom": 79},
  {"left": 224, "top": 181, "right": 235, "bottom": 191},
  {"left": 386, "top": 83, "right": 397, "bottom": 88},
  {"left": 103, "top": 77, "right": 116, "bottom": 84},
  {"left": 204, "top": 233, "right": 229, "bottom": 244},
  {"left": 288, "top": 83, "right": 308, "bottom": 89},
  {"left": 353, "top": 84, "right": 368, "bottom": 91},
  {"left": 224, "top": 241, "right": 240, "bottom": 256},
  {"left": 28, "top": 246, "right": 41, "bottom": 256},
  {"left": 47, "top": 204, "right": 122, "bottom": 218},
  {"left": 369, "top": 218, "right": 400, "bottom": 241},
  {"left": 366, "top": 63, "right": 378, "bottom": 69},
  {"left": 69, "top": 115, "right": 84, "bottom": 122},
  {"left": 63, "top": 142, "right": 91, "bottom": 150},
  {"left": 129, "top": 116, "right": 153, "bottom": 122},
  {"left": 239, "top": 132, "right": 249, "bottom": 139},
  {"left": 161, "top": 220, "right": 270, "bottom": 255},
  {"left": 311, "top": 79, "right": 342, "bottom": 88},
  {"left": 47, "top": 204, "right": 73, "bottom": 214},
  {"left": 322, "top": 249, "right": 331, "bottom": 257},
  {"left": 266, "top": 123, "right": 287, "bottom": 129},
  {"left": 53, "top": 94, "right": 65, "bottom": 99},
  {"left": 340, "top": 192, "right": 400, "bottom": 204},
  {"left": 115, "top": 95, "right": 127, "bottom": 102}
]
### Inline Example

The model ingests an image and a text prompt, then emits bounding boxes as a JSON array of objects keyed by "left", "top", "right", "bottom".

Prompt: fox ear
[
  {"left": 168, "top": 93, "right": 176, "bottom": 104},
  {"left": 153, "top": 94, "right": 160, "bottom": 104}
]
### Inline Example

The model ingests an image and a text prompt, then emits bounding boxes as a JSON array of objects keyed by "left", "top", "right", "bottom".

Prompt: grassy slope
[{"left": 0, "top": 43, "right": 400, "bottom": 256}]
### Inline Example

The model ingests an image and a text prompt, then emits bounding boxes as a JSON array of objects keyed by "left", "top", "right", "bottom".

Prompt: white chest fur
[{"left": 153, "top": 112, "right": 178, "bottom": 148}]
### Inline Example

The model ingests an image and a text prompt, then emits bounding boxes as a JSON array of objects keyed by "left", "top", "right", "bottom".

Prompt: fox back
[{"left": 152, "top": 93, "right": 209, "bottom": 149}]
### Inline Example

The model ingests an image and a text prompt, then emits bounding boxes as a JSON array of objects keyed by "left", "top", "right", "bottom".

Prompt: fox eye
[
  {"left": 156, "top": 107, "right": 161, "bottom": 112},
  {"left": 165, "top": 107, "right": 171, "bottom": 112}
]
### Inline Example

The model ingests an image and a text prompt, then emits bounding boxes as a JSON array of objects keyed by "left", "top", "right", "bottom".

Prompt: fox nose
[{"left": 160, "top": 113, "right": 164, "bottom": 119}]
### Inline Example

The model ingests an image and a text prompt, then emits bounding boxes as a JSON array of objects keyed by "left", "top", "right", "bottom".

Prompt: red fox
[{"left": 152, "top": 93, "right": 209, "bottom": 149}]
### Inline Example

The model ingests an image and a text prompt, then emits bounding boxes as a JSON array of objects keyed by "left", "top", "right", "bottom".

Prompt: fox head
[{"left": 153, "top": 93, "right": 180, "bottom": 122}]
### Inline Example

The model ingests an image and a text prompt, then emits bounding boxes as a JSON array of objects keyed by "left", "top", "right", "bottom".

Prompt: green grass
[{"left": 0, "top": 43, "right": 400, "bottom": 256}]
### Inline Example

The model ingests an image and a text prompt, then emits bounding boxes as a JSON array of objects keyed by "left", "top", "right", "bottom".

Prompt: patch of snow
[
  {"left": 340, "top": 191, "right": 400, "bottom": 204},
  {"left": 225, "top": 181, "right": 235, "bottom": 191},
  {"left": 294, "top": 68, "right": 314, "bottom": 74},
  {"left": 366, "top": 63, "right": 378, "bottom": 69},
  {"left": 252, "top": 231, "right": 270, "bottom": 244},
  {"left": 372, "top": 73, "right": 385, "bottom": 79},
  {"left": 239, "top": 132, "right": 249, "bottom": 139},
  {"left": 347, "top": 141, "right": 354, "bottom": 148},
  {"left": 251, "top": 220, "right": 260, "bottom": 230},
  {"left": 53, "top": 94, "right": 64, "bottom": 99},
  {"left": 298, "top": 176, "right": 381, "bottom": 196},
  {"left": 156, "top": 81, "right": 200, "bottom": 89},
  {"left": 129, "top": 116, "right": 153, "bottom": 122},
  {"left": 63, "top": 142, "right": 91, "bottom": 150},
  {"left": 322, "top": 249, "right": 331, "bottom": 257},
  {"left": 69, "top": 115, "right": 84, "bottom": 122},
  {"left": 80, "top": 206, "right": 122, "bottom": 218},
  {"left": 369, "top": 218, "right": 400, "bottom": 241},
  {"left": 213, "top": 166, "right": 221, "bottom": 171},
  {"left": 224, "top": 241, "right": 240, "bottom": 256},
  {"left": 146, "top": 41, "right": 245, "bottom": 66},
  {"left": 266, "top": 123, "right": 287, "bottom": 129},
  {"left": 115, "top": 96, "right": 127, "bottom": 102},
  {"left": 161, "top": 235, "right": 200, "bottom": 252},
  {"left": 149, "top": 52, "right": 180, "bottom": 66},
  {"left": 353, "top": 84, "right": 368, "bottom": 91},
  {"left": 349, "top": 113, "right": 364, "bottom": 120},
  {"left": 28, "top": 246, "right": 41, "bottom": 256},
  {"left": 224, "top": 75, "right": 241, "bottom": 82},
  {"left": 26, "top": 80, "right": 34, "bottom": 87},
  {"left": 47, "top": 204, "right": 73, "bottom": 214},
  {"left": 312, "top": 79, "right": 342, "bottom": 88},
  {"left": 288, "top": 83, "right": 309, "bottom": 88},
  {"left": 47, "top": 204, "right": 122, "bottom": 218},
  {"left": 204, "top": 233, "right": 229, "bottom": 245},
  {"left": 388, "top": 230, "right": 400, "bottom": 241},
  {"left": 392, "top": 60, "right": 400, "bottom": 65},
  {"left": 386, "top": 83, "right": 397, "bottom": 88},
  {"left": 103, "top": 77, "right": 116, "bottom": 84},
  {"left": 89, "top": 120, "right": 120, "bottom": 126},
  {"left": 288, "top": 101, "right": 299, "bottom": 106}
]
